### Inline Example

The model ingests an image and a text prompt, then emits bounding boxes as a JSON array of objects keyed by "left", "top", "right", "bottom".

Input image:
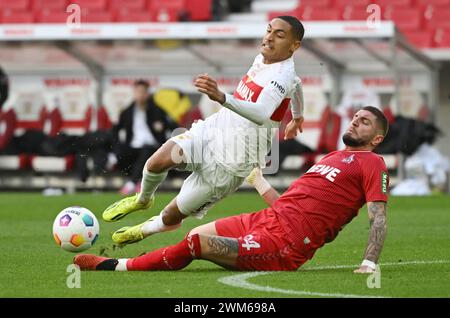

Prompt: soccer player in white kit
[{"left": 103, "top": 16, "right": 306, "bottom": 246}]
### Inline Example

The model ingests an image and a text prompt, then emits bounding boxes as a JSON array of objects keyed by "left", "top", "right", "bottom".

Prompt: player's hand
[
  {"left": 353, "top": 265, "right": 375, "bottom": 274},
  {"left": 245, "top": 167, "right": 264, "bottom": 186},
  {"left": 194, "top": 73, "right": 226, "bottom": 104},
  {"left": 284, "top": 117, "right": 304, "bottom": 140}
]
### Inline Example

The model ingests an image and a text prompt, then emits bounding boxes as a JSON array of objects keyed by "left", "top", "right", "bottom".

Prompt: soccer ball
[{"left": 53, "top": 206, "right": 99, "bottom": 253}]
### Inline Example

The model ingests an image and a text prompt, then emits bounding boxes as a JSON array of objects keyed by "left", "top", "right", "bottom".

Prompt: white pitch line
[
  {"left": 301, "top": 259, "right": 450, "bottom": 271},
  {"left": 218, "top": 272, "right": 385, "bottom": 298},
  {"left": 218, "top": 259, "right": 450, "bottom": 298}
]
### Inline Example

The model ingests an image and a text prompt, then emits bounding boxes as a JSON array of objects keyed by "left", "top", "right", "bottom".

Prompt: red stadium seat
[
  {"left": 114, "top": 8, "right": 151, "bottom": 23},
  {"left": 415, "top": 0, "right": 450, "bottom": 6},
  {"left": 148, "top": 0, "right": 186, "bottom": 22},
  {"left": 0, "top": 0, "right": 30, "bottom": 11},
  {"left": 36, "top": 9, "right": 68, "bottom": 23},
  {"left": 32, "top": 0, "right": 67, "bottom": 11},
  {"left": 301, "top": 7, "right": 341, "bottom": 21},
  {"left": 80, "top": 9, "right": 112, "bottom": 23},
  {"left": 1, "top": 10, "right": 35, "bottom": 23},
  {"left": 434, "top": 27, "right": 450, "bottom": 47},
  {"left": 333, "top": 0, "right": 370, "bottom": 8},
  {"left": 267, "top": 9, "right": 301, "bottom": 22},
  {"left": 186, "top": 0, "right": 212, "bottom": 21},
  {"left": 370, "top": 0, "right": 412, "bottom": 8},
  {"left": 109, "top": 0, "right": 146, "bottom": 11},
  {"left": 425, "top": 8, "right": 450, "bottom": 29},
  {"left": 298, "top": 0, "right": 331, "bottom": 7},
  {"left": 403, "top": 31, "right": 434, "bottom": 48},
  {"left": 384, "top": 8, "right": 423, "bottom": 32},
  {"left": 342, "top": 6, "right": 370, "bottom": 20},
  {"left": 148, "top": 0, "right": 185, "bottom": 11},
  {"left": 68, "top": 0, "right": 107, "bottom": 11},
  {"left": 149, "top": 8, "right": 181, "bottom": 22}
]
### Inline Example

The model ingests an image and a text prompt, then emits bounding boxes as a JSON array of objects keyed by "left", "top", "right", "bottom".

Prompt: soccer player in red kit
[{"left": 75, "top": 106, "right": 389, "bottom": 274}]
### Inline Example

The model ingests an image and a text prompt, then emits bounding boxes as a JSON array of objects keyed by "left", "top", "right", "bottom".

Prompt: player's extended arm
[
  {"left": 194, "top": 74, "right": 284, "bottom": 125},
  {"left": 284, "top": 79, "right": 304, "bottom": 140},
  {"left": 354, "top": 201, "right": 387, "bottom": 274},
  {"left": 246, "top": 167, "right": 280, "bottom": 206}
]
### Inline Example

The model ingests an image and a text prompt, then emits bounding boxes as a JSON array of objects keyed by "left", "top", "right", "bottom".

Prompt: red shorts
[{"left": 215, "top": 208, "right": 316, "bottom": 271}]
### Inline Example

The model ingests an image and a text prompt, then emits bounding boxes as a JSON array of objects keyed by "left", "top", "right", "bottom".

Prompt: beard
[{"left": 342, "top": 133, "right": 367, "bottom": 147}]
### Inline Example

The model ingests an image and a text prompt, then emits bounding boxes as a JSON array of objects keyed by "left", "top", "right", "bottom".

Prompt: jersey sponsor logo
[
  {"left": 270, "top": 80, "right": 285, "bottom": 94},
  {"left": 381, "top": 171, "right": 388, "bottom": 193},
  {"left": 236, "top": 80, "right": 255, "bottom": 102},
  {"left": 341, "top": 154, "right": 355, "bottom": 164},
  {"left": 242, "top": 234, "right": 261, "bottom": 251},
  {"left": 306, "top": 164, "right": 342, "bottom": 182}
]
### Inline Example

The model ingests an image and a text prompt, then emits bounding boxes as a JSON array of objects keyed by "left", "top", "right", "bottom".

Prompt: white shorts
[{"left": 170, "top": 120, "right": 245, "bottom": 218}]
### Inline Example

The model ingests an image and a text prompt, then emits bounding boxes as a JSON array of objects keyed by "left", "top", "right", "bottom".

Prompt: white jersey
[{"left": 203, "top": 54, "right": 299, "bottom": 177}]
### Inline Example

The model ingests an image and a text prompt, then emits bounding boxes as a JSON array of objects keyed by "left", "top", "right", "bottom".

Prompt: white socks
[
  {"left": 137, "top": 168, "right": 168, "bottom": 204},
  {"left": 142, "top": 212, "right": 182, "bottom": 236},
  {"left": 115, "top": 258, "right": 129, "bottom": 272}
]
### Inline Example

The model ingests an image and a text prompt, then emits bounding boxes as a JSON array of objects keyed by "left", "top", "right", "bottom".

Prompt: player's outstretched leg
[
  {"left": 74, "top": 229, "right": 239, "bottom": 272},
  {"left": 74, "top": 233, "right": 202, "bottom": 271},
  {"left": 111, "top": 197, "right": 185, "bottom": 245},
  {"left": 102, "top": 141, "right": 185, "bottom": 222}
]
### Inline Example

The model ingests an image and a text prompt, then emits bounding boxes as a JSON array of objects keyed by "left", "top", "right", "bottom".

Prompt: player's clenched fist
[{"left": 194, "top": 73, "right": 226, "bottom": 104}]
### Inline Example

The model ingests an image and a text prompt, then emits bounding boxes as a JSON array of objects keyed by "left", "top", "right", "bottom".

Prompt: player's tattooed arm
[
  {"left": 207, "top": 236, "right": 239, "bottom": 256},
  {"left": 364, "top": 201, "right": 387, "bottom": 263}
]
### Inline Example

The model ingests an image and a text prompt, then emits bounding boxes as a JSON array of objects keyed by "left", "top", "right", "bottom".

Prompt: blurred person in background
[{"left": 113, "top": 79, "right": 178, "bottom": 195}]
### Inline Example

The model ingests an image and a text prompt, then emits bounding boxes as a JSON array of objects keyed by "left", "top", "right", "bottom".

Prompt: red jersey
[{"left": 272, "top": 150, "right": 389, "bottom": 250}]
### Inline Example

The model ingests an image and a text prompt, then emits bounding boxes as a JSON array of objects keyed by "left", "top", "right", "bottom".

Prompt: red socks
[{"left": 126, "top": 234, "right": 201, "bottom": 271}]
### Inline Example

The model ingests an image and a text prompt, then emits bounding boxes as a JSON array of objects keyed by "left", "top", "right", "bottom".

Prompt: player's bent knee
[
  {"left": 189, "top": 222, "right": 218, "bottom": 236},
  {"left": 145, "top": 143, "right": 179, "bottom": 172}
]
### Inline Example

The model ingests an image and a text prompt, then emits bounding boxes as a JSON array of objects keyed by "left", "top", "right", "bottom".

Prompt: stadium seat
[
  {"left": 415, "top": 0, "right": 450, "bottom": 7},
  {"left": 0, "top": 0, "right": 30, "bottom": 11},
  {"left": 148, "top": 0, "right": 185, "bottom": 11},
  {"left": 8, "top": 91, "right": 47, "bottom": 133},
  {"left": 56, "top": 87, "right": 92, "bottom": 135},
  {"left": 114, "top": 8, "right": 151, "bottom": 23},
  {"left": 32, "top": 0, "right": 67, "bottom": 11},
  {"left": 68, "top": 0, "right": 107, "bottom": 11},
  {"left": 384, "top": 8, "right": 423, "bottom": 32},
  {"left": 109, "top": 0, "right": 146, "bottom": 11},
  {"left": 149, "top": 8, "right": 181, "bottom": 22},
  {"left": 425, "top": 8, "right": 450, "bottom": 29},
  {"left": 291, "top": 87, "right": 331, "bottom": 153},
  {"left": 370, "top": 0, "right": 412, "bottom": 8},
  {"left": 434, "top": 27, "right": 450, "bottom": 47},
  {"left": 403, "top": 31, "right": 434, "bottom": 48},
  {"left": 102, "top": 84, "right": 133, "bottom": 125},
  {"left": 301, "top": 7, "right": 341, "bottom": 21},
  {"left": 1, "top": 10, "right": 35, "bottom": 23},
  {"left": 388, "top": 88, "right": 429, "bottom": 121},
  {"left": 342, "top": 6, "right": 370, "bottom": 20},
  {"left": 148, "top": 0, "right": 186, "bottom": 22},
  {"left": 186, "top": 0, "right": 212, "bottom": 21},
  {"left": 80, "top": 9, "right": 112, "bottom": 23},
  {"left": 267, "top": 9, "right": 301, "bottom": 22},
  {"left": 36, "top": 9, "right": 68, "bottom": 23},
  {"left": 298, "top": 0, "right": 331, "bottom": 7},
  {"left": 333, "top": 0, "right": 370, "bottom": 8},
  {"left": 30, "top": 86, "right": 92, "bottom": 174}
]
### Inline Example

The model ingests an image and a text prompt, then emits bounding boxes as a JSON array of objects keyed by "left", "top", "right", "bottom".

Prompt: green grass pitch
[{"left": 0, "top": 192, "right": 449, "bottom": 298}]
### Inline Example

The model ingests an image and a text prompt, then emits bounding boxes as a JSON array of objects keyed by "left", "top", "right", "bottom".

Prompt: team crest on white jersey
[{"left": 342, "top": 154, "right": 355, "bottom": 164}]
